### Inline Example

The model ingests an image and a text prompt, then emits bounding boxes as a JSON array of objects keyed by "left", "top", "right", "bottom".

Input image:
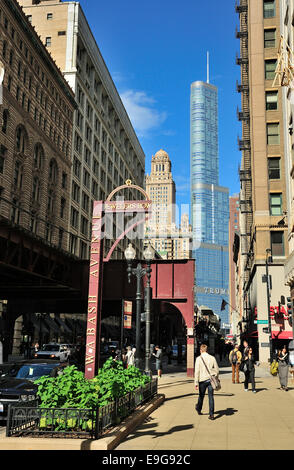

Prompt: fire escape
[{"left": 236, "top": 0, "right": 253, "bottom": 315}]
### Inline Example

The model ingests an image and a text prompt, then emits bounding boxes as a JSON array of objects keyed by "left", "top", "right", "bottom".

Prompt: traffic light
[{"left": 287, "top": 297, "right": 292, "bottom": 326}]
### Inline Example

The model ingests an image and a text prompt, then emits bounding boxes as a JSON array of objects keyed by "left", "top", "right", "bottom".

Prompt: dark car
[
  {"left": 0, "top": 361, "right": 68, "bottom": 422},
  {"left": 0, "top": 376, "right": 38, "bottom": 422},
  {"left": 1, "top": 360, "right": 68, "bottom": 381}
]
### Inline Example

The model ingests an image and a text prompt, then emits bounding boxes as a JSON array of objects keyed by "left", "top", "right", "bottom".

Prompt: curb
[{"left": 0, "top": 394, "right": 165, "bottom": 450}]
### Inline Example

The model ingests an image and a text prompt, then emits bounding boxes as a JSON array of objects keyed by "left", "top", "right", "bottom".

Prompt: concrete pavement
[{"left": 116, "top": 364, "right": 294, "bottom": 450}]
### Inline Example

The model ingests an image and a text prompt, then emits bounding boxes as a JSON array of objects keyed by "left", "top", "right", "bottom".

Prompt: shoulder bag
[{"left": 201, "top": 356, "right": 221, "bottom": 391}]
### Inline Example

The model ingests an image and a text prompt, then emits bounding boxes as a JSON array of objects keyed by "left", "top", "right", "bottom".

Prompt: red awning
[{"left": 271, "top": 331, "right": 293, "bottom": 340}]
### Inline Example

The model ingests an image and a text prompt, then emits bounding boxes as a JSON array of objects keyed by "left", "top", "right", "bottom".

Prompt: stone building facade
[
  {"left": 236, "top": 0, "right": 291, "bottom": 362},
  {"left": 0, "top": 0, "right": 75, "bottom": 251}
]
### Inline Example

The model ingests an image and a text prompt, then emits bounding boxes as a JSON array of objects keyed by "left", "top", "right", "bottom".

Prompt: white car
[{"left": 34, "top": 343, "right": 70, "bottom": 362}]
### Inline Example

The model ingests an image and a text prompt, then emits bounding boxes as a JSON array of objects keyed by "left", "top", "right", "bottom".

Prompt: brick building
[{"left": 0, "top": 0, "right": 76, "bottom": 251}]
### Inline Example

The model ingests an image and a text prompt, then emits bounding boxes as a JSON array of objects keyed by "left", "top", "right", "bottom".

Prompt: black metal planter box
[{"left": 6, "top": 378, "right": 158, "bottom": 439}]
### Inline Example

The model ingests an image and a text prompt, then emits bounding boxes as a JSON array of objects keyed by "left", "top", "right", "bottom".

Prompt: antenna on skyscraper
[{"left": 207, "top": 51, "right": 210, "bottom": 84}]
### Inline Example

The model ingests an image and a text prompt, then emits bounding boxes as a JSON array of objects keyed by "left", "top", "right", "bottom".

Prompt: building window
[
  {"left": 72, "top": 181, "right": 80, "bottom": 203},
  {"left": 0, "top": 145, "right": 6, "bottom": 174},
  {"left": 269, "top": 193, "right": 282, "bottom": 216},
  {"left": 47, "top": 189, "right": 54, "bottom": 212},
  {"left": 266, "top": 122, "right": 279, "bottom": 145},
  {"left": 70, "top": 206, "right": 79, "bottom": 229},
  {"left": 268, "top": 157, "right": 280, "bottom": 179},
  {"left": 27, "top": 15, "right": 32, "bottom": 23},
  {"left": 264, "top": 29, "right": 276, "bottom": 48},
  {"left": 62, "top": 172, "right": 67, "bottom": 189},
  {"left": 266, "top": 90, "right": 278, "bottom": 110},
  {"left": 265, "top": 59, "right": 277, "bottom": 80},
  {"left": 60, "top": 197, "right": 66, "bottom": 218},
  {"left": 2, "top": 109, "right": 8, "bottom": 134},
  {"left": 270, "top": 231, "right": 284, "bottom": 256},
  {"left": 45, "top": 37, "right": 51, "bottom": 47},
  {"left": 81, "top": 215, "right": 88, "bottom": 235},
  {"left": 49, "top": 159, "right": 58, "bottom": 183},
  {"left": 34, "top": 144, "right": 44, "bottom": 169},
  {"left": 47, "top": 13, "right": 53, "bottom": 20},
  {"left": 13, "top": 160, "right": 23, "bottom": 188},
  {"left": 264, "top": 0, "right": 275, "bottom": 18},
  {"left": 80, "top": 241, "right": 88, "bottom": 259},
  {"left": 32, "top": 177, "right": 40, "bottom": 202},
  {"left": 69, "top": 234, "right": 77, "bottom": 255},
  {"left": 16, "top": 126, "right": 27, "bottom": 153}
]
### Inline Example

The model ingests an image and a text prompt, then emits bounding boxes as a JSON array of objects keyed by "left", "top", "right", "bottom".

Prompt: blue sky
[{"left": 78, "top": 0, "right": 241, "bottom": 209}]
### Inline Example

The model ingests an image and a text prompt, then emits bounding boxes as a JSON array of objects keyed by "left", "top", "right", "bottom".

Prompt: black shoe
[
  {"left": 208, "top": 415, "right": 214, "bottom": 420},
  {"left": 195, "top": 406, "right": 202, "bottom": 415}
]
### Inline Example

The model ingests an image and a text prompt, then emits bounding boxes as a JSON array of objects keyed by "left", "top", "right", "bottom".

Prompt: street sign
[
  {"left": 262, "top": 327, "right": 270, "bottom": 334},
  {"left": 254, "top": 320, "right": 269, "bottom": 324}
]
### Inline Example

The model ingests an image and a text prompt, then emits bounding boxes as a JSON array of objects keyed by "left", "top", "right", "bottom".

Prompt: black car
[
  {"left": 0, "top": 376, "right": 38, "bottom": 422},
  {"left": 0, "top": 360, "right": 68, "bottom": 422},
  {"left": 1, "top": 360, "right": 68, "bottom": 381}
]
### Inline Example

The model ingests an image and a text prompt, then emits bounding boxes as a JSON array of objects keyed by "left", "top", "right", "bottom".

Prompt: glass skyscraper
[{"left": 190, "top": 81, "right": 230, "bottom": 328}]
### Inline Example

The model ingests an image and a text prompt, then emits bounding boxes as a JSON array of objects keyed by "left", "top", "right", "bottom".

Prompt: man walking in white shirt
[{"left": 194, "top": 344, "right": 219, "bottom": 420}]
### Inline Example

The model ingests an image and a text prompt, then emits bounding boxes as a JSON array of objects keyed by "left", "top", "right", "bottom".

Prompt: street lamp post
[
  {"left": 265, "top": 248, "right": 273, "bottom": 363},
  {"left": 124, "top": 243, "right": 154, "bottom": 372}
]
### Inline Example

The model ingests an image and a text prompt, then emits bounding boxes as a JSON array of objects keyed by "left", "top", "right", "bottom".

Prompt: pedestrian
[
  {"left": 126, "top": 346, "right": 135, "bottom": 367},
  {"left": 194, "top": 343, "right": 219, "bottom": 420},
  {"left": 243, "top": 347, "right": 257, "bottom": 393},
  {"left": 277, "top": 347, "right": 290, "bottom": 391},
  {"left": 229, "top": 344, "right": 242, "bottom": 384},
  {"left": 121, "top": 348, "right": 127, "bottom": 368},
  {"left": 242, "top": 340, "right": 249, "bottom": 358},
  {"left": 152, "top": 345, "right": 163, "bottom": 378}
]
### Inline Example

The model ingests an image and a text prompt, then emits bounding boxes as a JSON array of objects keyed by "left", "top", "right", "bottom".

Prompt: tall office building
[
  {"left": 18, "top": 0, "right": 145, "bottom": 260},
  {"left": 190, "top": 80, "right": 230, "bottom": 328},
  {"left": 145, "top": 149, "right": 192, "bottom": 259}
]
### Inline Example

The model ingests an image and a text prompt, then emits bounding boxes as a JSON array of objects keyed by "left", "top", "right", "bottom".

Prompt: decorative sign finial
[{"left": 125, "top": 179, "right": 132, "bottom": 186}]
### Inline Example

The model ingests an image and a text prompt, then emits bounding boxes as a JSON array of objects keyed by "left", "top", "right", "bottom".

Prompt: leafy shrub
[{"left": 35, "top": 358, "right": 151, "bottom": 410}]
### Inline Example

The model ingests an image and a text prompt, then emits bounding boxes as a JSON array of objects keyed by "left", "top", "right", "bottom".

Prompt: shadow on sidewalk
[
  {"left": 214, "top": 408, "right": 238, "bottom": 420},
  {"left": 120, "top": 421, "right": 195, "bottom": 442}
]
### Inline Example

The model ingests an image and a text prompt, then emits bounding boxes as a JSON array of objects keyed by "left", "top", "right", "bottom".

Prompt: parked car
[
  {"left": 1, "top": 360, "right": 68, "bottom": 381},
  {"left": 0, "top": 376, "right": 38, "bottom": 422},
  {"left": 34, "top": 343, "right": 70, "bottom": 361}
]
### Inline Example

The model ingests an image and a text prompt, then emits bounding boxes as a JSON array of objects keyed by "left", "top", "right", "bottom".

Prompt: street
[{"left": 116, "top": 364, "right": 294, "bottom": 450}]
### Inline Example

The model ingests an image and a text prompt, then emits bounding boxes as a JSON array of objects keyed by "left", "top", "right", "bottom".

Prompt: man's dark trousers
[{"left": 197, "top": 379, "right": 214, "bottom": 416}]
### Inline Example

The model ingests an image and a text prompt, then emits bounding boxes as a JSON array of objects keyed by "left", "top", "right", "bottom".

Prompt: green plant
[{"left": 35, "top": 359, "right": 151, "bottom": 411}]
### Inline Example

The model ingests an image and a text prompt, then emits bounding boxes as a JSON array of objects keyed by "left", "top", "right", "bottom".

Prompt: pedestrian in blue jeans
[{"left": 194, "top": 344, "right": 219, "bottom": 420}]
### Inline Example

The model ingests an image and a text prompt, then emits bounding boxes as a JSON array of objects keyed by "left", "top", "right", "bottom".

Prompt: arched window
[
  {"left": 2, "top": 110, "right": 8, "bottom": 134},
  {"left": 33, "top": 143, "right": 44, "bottom": 169},
  {"left": 15, "top": 126, "right": 27, "bottom": 153},
  {"left": 49, "top": 159, "right": 58, "bottom": 183}
]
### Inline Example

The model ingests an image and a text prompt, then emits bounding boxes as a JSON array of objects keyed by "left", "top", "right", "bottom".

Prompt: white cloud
[{"left": 120, "top": 90, "right": 167, "bottom": 137}]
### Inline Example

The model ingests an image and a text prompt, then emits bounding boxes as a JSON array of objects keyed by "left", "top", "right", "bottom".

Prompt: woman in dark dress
[{"left": 243, "top": 347, "right": 257, "bottom": 393}]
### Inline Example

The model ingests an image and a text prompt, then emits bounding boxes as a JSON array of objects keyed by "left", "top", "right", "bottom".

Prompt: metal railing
[{"left": 6, "top": 378, "right": 158, "bottom": 439}]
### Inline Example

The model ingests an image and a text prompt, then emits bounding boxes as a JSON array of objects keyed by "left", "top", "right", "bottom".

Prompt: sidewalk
[{"left": 117, "top": 366, "right": 294, "bottom": 450}]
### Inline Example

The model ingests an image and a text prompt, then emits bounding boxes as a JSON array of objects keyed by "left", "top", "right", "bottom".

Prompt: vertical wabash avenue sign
[
  {"left": 85, "top": 201, "right": 104, "bottom": 379},
  {"left": 84, "top": 181, "right": 152, "bottom": 379}
]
